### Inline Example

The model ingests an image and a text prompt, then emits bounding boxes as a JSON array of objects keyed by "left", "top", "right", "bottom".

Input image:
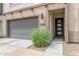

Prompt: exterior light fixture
[
  {"left": 41, "top": 13, "right": 44, "bottom": 19},
  {"left": 40, "top": 13, "right": 46, "bottom": 26},
  {"left": 11, "top": 12, "right": 13, "bottom": 15},
  {"left": 19, "top": 10, "right": 22, "bottom": 13}
]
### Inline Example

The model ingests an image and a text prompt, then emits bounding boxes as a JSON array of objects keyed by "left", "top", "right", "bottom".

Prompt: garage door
[
  {"left": 8, "top": 17, "right": 38, "bottom": 39},
  {"left": 0, "top": 21, "right": 2, "bottom": 32}
]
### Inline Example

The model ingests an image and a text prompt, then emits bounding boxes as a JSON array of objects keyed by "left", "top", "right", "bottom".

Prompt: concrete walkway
[
  {"left": 0, "top": 38, "right": 63, "bottom": 56},
  {"left": 43, "top": 38, "right": 63, "bottom": 56}
]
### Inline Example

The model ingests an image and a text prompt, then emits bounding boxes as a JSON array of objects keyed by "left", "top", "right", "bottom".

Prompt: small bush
[{"left": 32, "top": 28, "right": 52, "bottom": 47}]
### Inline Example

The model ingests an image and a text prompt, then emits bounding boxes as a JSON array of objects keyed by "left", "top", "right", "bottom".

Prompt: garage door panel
[
  {"left": 8, "top": 17, "right": 38, "bottom": 39},
  {"left": 10, "top": 35, "right": 31, "bottom": 39},
  {"left": 10, "top": 32, "right": 33, "bottom": 35},
  {"left": 10, "top": 29, "right": 34, "bottom": 34}
]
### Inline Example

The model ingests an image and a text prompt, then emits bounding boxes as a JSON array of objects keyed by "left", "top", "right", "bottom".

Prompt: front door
[{"left": 55, "top": 18, "right": 64, "bottom": 37}]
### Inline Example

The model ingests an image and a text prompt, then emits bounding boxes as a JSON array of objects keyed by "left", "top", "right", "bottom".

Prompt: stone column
[{"left": 68, "top": 3, "right": 79, "bottom": 42}]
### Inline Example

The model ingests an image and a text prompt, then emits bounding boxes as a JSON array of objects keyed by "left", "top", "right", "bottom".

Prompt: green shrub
[{"left": 32, "top": 28, "right": 52, "bottom": 47}]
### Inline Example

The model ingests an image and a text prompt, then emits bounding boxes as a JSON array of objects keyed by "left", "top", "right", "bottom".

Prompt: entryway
[
  {"left": 49, "top": 8, "right": 65, "bottom": 40},
  {"left": 43, "top": 38, "right": 63, "bottom": 56},
  {"left": 47, "top": 9, "right": 65, "bottom": 55}
]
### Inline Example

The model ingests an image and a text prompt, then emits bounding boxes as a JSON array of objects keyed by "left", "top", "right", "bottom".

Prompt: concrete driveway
[
  {"left": 0, "top": 38, "right": 33, "bottom": 48},
  {"left": 0, "top": 38, "right": 63, "bottom": 56},
  {"left": 0, "top": 38, "right": 44, "bottom": 56}
]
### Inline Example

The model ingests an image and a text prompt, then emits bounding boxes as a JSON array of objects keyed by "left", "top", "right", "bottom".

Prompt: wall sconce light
[
  {"left": 11, "top": 12, "right": 13, "bottom": 15},
  {"left": 45, "top": 5, "right": 48, "bottom": 8},
  {"left": 19, "top": 10, "right": 22, "bottom": 13},
  {"left": 3, "top": 14, "right": 5, "bottom": 16},
  {"left": 40, "top": 13, "right": 46, "bottom": 26},
  {"left": 41, "top": 13, "right": 44, "bottom": 19},
  {"left": 30, "top": 8, "right": 33, "bottom": 11}
]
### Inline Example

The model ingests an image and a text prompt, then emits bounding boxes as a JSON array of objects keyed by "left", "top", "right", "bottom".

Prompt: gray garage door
[
  {"left": 8, "top": 17, "right": 38, "bottom": 39},
  {"left": 0, "top": 21, "right": 2, "bottom": 32}
]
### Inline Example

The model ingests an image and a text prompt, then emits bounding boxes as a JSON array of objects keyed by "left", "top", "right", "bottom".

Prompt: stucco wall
[
  {"left": 68, "top": 3, "right": 79, "bottom": 42},
  {"left": 3, "top": 3, "right": 41, "bottom": 13},
  {"left": 3, "top": 5, "right": 48, "bottom": 37},
  {"left": 3, "top": 3, "right": 67, "bottom": 41}
]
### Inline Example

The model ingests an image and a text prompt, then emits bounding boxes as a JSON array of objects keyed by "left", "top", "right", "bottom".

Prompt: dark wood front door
[{"left": 55, "top": 18, "right": 64, "bottom": 37}]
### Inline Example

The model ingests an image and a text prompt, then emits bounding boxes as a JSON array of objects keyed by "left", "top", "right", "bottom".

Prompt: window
[{"left": 57, "top": 32, "right": 62, "bottom": 35}]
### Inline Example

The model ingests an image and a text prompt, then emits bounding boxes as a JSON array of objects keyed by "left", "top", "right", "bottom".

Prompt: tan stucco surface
[
  {"left": 3, "top": 3, "right": 65, "bottom": 38},
  {"left": 3, "top": 3, "right": 79, "bottom": 43}
]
